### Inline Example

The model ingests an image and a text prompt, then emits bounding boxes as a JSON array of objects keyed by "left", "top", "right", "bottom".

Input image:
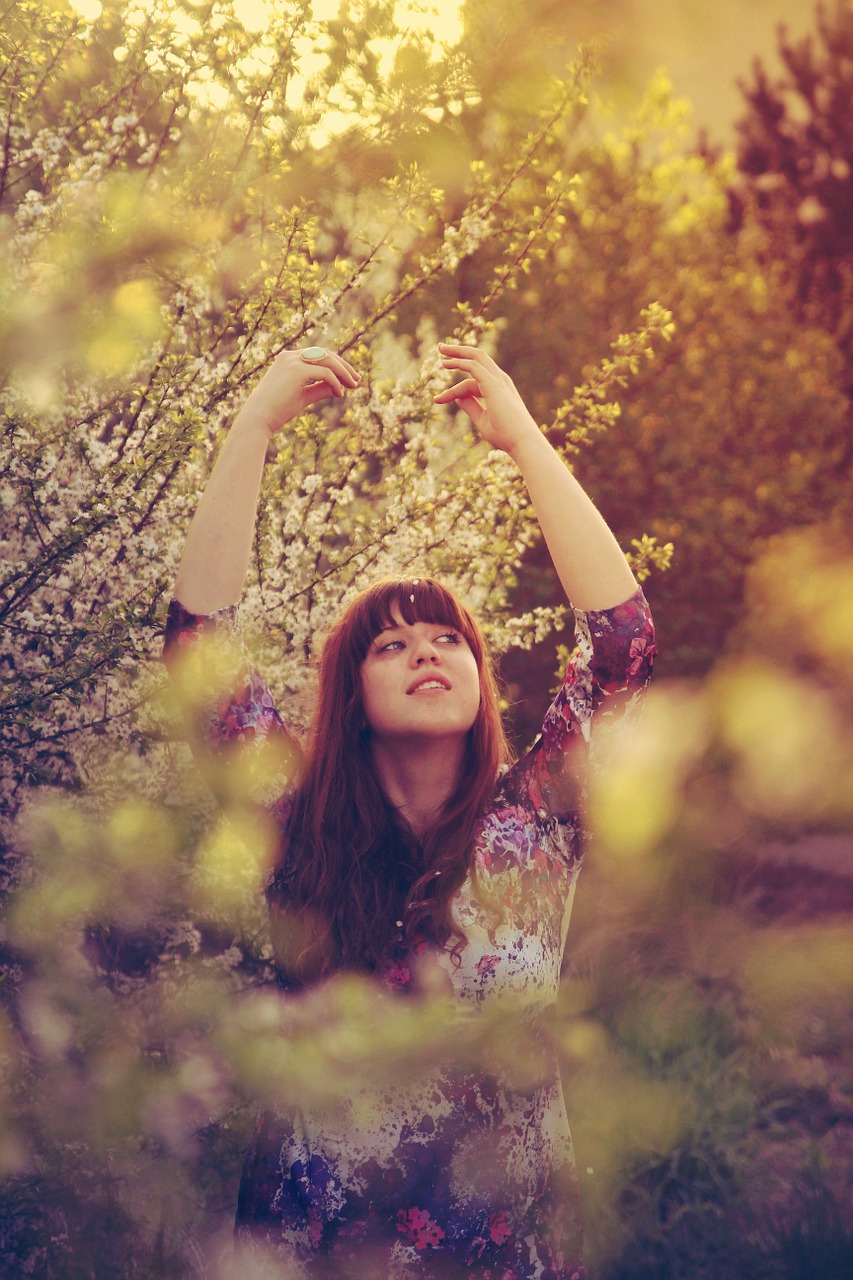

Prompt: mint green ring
[{"left": 301, "top": 346, "right": 326, "bottom": 363}]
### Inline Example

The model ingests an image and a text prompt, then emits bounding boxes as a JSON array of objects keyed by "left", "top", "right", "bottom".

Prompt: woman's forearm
[
  {"left": 508, "top": 429, "right": 637, "bottom": 612},
  {"left": 434, "top": 343, "right": 639, "bottom": 613},
  {"left": 172, "top": 347, "right": 360, "bottom": 616},
  {"left": 173, "top": 412, "right": 271, "bottom": 615}
]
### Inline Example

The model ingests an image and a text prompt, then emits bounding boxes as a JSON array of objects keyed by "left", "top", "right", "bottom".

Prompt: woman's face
[{"left": 360, "top": 608, "right": 481, "bottom": 743}]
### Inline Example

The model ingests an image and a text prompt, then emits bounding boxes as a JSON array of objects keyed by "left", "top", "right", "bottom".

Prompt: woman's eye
[{"left": 374, "top": 631, "right": 460, "bottom": 652}]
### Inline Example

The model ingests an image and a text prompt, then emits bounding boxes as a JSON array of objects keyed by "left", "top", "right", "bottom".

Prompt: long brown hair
[{"left": 267, "top": 576, "right": 511, "bottom": 981}]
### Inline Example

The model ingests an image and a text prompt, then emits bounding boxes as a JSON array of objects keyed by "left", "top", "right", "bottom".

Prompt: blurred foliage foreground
[{"left": 1, "top": 526, "right": 852, "bottom": 1280}]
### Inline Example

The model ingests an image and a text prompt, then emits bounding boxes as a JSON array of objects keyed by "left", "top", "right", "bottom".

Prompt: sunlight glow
[
  {"left": 368, "top": 36, "right": 399, "bottom": 82},
  {"left": 68, "top": 0, "right": 103, "bottom": 20},
  {"left": 170, "top": 8, "right": 202, "bottom": 41},
  {"left": 164, "top": 0, "right": 464, "bottom": 140},
  {"left": 297, "top": 0, "right": 463, "bottom": 147},
  {"left": 394, "top": 0, "right": 464, "bottom": 45},
  {"left": 186, "top": 67, "right": 233, "bottom": 111},
  {"left": 233, "top": 0, "right": 274, "bottom": 33}
]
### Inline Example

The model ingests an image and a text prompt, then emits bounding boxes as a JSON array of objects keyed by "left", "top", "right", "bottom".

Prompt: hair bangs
[{"left": 347, "top": 577, "right": 479, "bottom": 665}]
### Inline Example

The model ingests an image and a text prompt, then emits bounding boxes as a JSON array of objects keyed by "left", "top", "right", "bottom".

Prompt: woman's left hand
[{"left": 433, "top": 343, "right": 540, "bottom": 456}]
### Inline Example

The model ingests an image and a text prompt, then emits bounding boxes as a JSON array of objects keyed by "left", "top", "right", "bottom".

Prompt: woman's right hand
[{"left": 236, "top": 346, "right": 360, "bottom": 438}]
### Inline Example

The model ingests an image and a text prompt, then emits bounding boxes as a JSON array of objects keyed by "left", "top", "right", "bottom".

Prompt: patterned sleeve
[
  {"left": 162, "top": 598, "right": 300, "bottom": 813},
  {"left": 497, "top": 586, "right": 656, "bottom": 820}
]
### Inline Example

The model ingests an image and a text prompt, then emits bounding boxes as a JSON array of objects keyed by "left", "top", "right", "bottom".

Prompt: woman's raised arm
[
  {"left": 434, "top": 343, "right": 637, "bottom": 612},
  {"left": 173, "top": 348, "right": 359, "bottom": 615}
]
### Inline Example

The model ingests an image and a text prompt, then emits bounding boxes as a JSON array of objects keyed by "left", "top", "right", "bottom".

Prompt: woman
[{"left": 164, "top": 342, "right": 655, "bottom": 1279}]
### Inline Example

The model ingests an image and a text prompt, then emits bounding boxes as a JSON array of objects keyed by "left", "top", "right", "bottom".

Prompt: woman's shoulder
[
  {"left": 163, "top": 596, "right": 241, "bottom": 653},
  {"left": 163, "top": 596, "right": 302, "bottom": 810}
]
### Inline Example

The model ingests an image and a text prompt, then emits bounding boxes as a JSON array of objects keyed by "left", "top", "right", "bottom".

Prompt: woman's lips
[{"left": 407, "top": 675, "right": 451, "bottom": 694}]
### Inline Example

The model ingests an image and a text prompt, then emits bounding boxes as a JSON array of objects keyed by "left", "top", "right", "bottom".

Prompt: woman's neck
[{"left": 369, "top": 735, "right": 465, "bottom": 840}]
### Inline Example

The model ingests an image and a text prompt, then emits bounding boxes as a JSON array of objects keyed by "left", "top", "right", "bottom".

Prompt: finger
[
  {"left": 326, "top": 353, "right": 360, "bottom": 386},
  {"left": 297, "top": 349, "right": 359, "bottom": 387},
  {"left": 439, "top": 358, "right": 480, "bottom": 377},
  {"left": 303, "top": 365, "right": 345, "bottom": 397},
  {"left": 440, "top": 357, "right": 498, "bottom": 385},
  {"left": 433, "top": 378, "right": 481, "bottom": 403},
  {"left": 442, "top": 393, "right": 487, "bottom": 431},
  {"left": 438, "top": 342, "right": 495, "bottom": 369},
  {"left": 301, "top": 380, "right": 338, "bottom": 408},
  {"left": 438, "top": 342, "right": 481, "bottom": 356},
  {"left": 456, "top": 395, "right": 486, "bottom": 428}
]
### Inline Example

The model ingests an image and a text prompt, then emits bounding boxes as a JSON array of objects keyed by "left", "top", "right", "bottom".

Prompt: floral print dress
[{"left": 164, "top": 588, "right": 655, "bottom": 1280}]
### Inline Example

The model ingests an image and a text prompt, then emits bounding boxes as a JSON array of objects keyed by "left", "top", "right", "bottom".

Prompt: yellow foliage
[
  {"left": 560, "top": 1016, "right": 609, "bottom": 1064},
  {"left": 191, "top": 808, "right": 276, "bottom": 913},
  {"left": 590, "top": 683, "right": 710, "bottom": 861},
  {"left": 107, "top": 801, "right": 177, "bottom": 870},
  {"left": 716, "top": 663, "right": 845, "bottom": 820}
]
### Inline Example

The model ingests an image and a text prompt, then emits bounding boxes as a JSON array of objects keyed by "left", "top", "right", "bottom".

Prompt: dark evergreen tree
[{"left": 730, "top": 0, "right": 853, "bottom": 414}]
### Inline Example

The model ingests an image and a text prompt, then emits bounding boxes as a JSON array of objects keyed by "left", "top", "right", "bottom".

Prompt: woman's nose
[{"left": 412, "top": 640, "right": 439, "bottom": 665}]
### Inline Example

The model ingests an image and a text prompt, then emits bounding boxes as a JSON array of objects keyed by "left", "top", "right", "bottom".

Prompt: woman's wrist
[
  {"left": 231, "top": 401, "right": 282, "bottom": 444},
  {"left": 505, "top": 419, "right": 551, "bottom": 470}
]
